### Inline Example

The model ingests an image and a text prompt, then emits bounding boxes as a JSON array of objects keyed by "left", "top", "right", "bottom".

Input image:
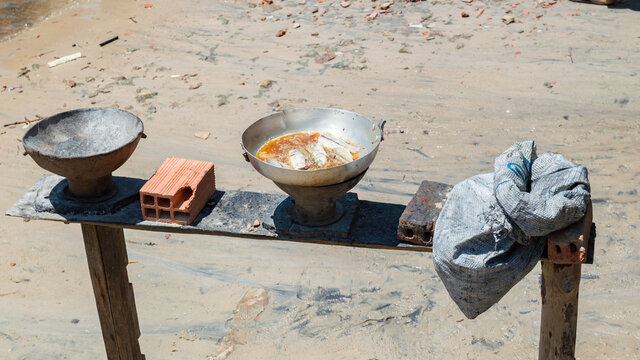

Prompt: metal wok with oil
[{"left": 241, "top": 108, "right": 385, "bottom": 226}]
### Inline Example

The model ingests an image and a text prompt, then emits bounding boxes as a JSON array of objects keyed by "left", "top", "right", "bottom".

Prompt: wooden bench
[{"left": 6, "top": 176, "right": 594, "bottom": 360}]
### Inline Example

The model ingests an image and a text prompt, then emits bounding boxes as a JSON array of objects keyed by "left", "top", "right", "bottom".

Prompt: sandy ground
[{"left": 0, "top": 0, "right": 639, "bottom": 358}]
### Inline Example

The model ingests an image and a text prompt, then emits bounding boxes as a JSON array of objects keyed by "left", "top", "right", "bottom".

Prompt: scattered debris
[
  {"left": 260, "top": 80, "right": 273, "bottom": 88},
  {"left": 189, "top": 83, "right": 202, "bottom": 89},
  {"left": 99, "top": 36, "right": 119, "bottom": 47},
  {"left": 340, "top": 1, "right": 351, "bottom": 7},
  {"left": 47, "top": 52, "right": 82, "bottom": 68},
  {"left": 380, "top": 1, "right": 393, "bottom": 10},
  {"left": 477, "top": 8, "right": 485, "bottom": 17},
  {"left": 502, "top": 15, "right": 515, "bottom": 24},
  {"left": 316, "top": 52, "right": 336, "bottom": 63},
  {"left": 253, "top": 219, "right": 261, "bottom": 227},
  {"left": 4, "top": 115, "right": 43, "bottom": 128},
  {"left": 217, "top": 94, "right": 229, "bottom": 106},
  {"left": 276, "top": 30, "right": 287, "bottom": 37},
  {"left": 135, "top": 91, "right": 157, "bottom": 103},
  {"left": 17, "top": 68, "right": 30, "bottom": 78},
  {"left": 311, "top": 31, "right": 319, "bottom": 36},
  {"left": 461, "top": 11, "right": 470, "bottom": 18}
]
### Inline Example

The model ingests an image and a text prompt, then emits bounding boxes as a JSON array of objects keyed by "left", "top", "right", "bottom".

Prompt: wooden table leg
[
  {"left": 539, "top": 261, "right": 581, "bottom": 360},
  {"left": 81, "top": 224, "right": 143, "bottom": 360}
]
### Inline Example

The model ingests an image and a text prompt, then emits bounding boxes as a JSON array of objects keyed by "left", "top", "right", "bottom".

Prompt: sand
[{"left": 0, "top": 0, "right": 639, "bottom": 358}]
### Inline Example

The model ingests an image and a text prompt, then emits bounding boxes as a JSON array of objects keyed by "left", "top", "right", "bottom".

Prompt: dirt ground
[{"left": 0, "top": 0, "right": 639, "bottom": 359}]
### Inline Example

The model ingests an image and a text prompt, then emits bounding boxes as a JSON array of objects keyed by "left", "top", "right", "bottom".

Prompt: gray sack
[{"left": 432, "top": 141, "right": 590, "bottom": 319}]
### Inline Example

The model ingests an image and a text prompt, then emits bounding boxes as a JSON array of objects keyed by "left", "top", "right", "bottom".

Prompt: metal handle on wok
[
  {"left": 241, "top": 144, "right": 250, "bottom": 162},
  {"left": 379, "top": 119, "right": 387, "bottom": 141}
]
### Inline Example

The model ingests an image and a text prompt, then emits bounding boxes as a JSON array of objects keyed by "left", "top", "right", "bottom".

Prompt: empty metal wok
[{"left": 241, "top": 108, "right": 384, "bottom": 187}]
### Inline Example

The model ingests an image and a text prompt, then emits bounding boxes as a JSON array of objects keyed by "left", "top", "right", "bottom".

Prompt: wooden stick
[
  {"left": 539, "top": 202, "right": 592, "bottom": 360},
  {"left": 539, "top": 262, "right": 581, "bottom": 360},
  {"left": 81, "top": 224, "right": 143, "bottom": 360}
]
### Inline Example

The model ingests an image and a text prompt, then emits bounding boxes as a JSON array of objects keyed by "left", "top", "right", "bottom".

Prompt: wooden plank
[
  {"left": 81, "top": 224, "right": 119, "bottom": 359},
  {"left": 81, "top": 224, "right": 143, "bottom": 360},
  {"left": 7, "top": 175, "right": 428, "bottom": 251},
  {"left": 538, "top": 262, "right": 581, "bottom": 360},
  {"left": 539, "top": 205, "right": 591, "bottom": 359}
]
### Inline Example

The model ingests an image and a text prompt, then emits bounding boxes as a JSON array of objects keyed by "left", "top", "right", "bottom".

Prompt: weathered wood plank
[
  {"left": 539, "top": 203, "right": 591, "bottom": 360},
  {"left": 7, "top": 175, "right": 425, "bottom": 251},
  {"left": 82, "top": 224, "right": 143, "bottom": 360},
  {"left": 538, "top": 262, "right": 581, "bottom": 360},
  {"left": 81, "top": 224, "right": 120, "bottom": 359}
]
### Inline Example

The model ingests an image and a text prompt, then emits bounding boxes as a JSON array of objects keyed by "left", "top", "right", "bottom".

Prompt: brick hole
[
  {"left": 143, "top": 208, "right": 157, "bottom": 218},
  {"left": 174, "top": 211, "right": 190, "bottom": 223},
  {"left": 555, "top": 245, "right": 562, "bottom": 254},
  {"left": 569, "top": 243, "right": 577, "bottom": 253},
  {"left": 158, "top": 197, "right": 171, "bottom": 208},
  {"left": 142, "top": 195, "right": 155, "bottom": 206},
  {"left": 404, "top": 228, "right": 414, "bottom": 238},
  {"left": 159, "top": 210, "right": 171, "bottom": 220},
  {"left": 172, "top": 186, "right": 194, "bottom": 209}
]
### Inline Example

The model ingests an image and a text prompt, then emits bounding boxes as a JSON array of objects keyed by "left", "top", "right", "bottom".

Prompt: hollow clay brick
[
  {"left": 546, "top": 200, "right": 592, "bottom": 264},
  {"left": 397, "top": 180, "right": 453, "bottom": 246},
  {"left": 139, "top": 158, "right": 216, "bottom": 225}
]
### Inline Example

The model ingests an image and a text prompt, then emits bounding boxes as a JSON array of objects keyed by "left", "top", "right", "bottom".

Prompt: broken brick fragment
[{"left": 140, "top": 157, "right": 216, "bottom": 225}]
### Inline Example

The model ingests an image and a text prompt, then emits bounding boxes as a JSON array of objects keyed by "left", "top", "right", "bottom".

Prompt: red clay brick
[
  {"left": 546, "top": 201, "right": 592, "bottom": 264},
  {"left": 139, "top": 158, "right": 216, "bottom": 225}
]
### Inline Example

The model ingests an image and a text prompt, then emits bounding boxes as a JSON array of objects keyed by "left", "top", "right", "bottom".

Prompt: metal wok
[
  {"left": 242, "top": 108, "right": 384, "bottom": 226},
  {"left": 22, "top": 108, "right": 145, "bottom": 198},
  {"left": 241, "top": 108, "right": 384, "bottom": 187}
]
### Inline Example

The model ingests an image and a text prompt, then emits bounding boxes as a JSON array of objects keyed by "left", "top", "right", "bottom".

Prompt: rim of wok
[{"left": 242, "top": 108, "right": 382, "bottom": 180}]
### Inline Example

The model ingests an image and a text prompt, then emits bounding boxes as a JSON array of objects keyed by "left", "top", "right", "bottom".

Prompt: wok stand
[{"left": 6, "top": 176, "right": 595, "bottom": 360}]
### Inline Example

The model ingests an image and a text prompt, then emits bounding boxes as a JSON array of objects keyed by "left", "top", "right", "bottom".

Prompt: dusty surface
[{"left": 1, "top": 0, "right": 639, "bottom": 358}]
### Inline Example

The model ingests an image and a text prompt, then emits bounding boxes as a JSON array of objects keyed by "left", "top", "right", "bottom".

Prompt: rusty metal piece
[
  {"left": 546, "top": 200, "right": 593, "bottom": 264},
  {"left": 397, "top": 180, "right": 452, "bottom": 246}
]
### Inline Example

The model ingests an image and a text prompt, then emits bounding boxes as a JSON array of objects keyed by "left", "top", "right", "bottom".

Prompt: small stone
[
  {"left": 399, "top": 47, "right": 412, "bottom": 54},
  {"left": 276, "top": 30, "right": 286, "bottom": 37},
  {"left": 68, "top": 80, "right": 77, "bottom": 88},
  {"left": 311, "top": 31, "right": 319, "bottom": 36},
  {"left": 71, "top": 319, "right": 80, "bottom": 324},
  {"left": 293, "top": 23, "right": 301, "bottom": 28},
  {"left": 380, "top": 1, "right": 393, "bottom": 10},
  {"left": 502, "top": 15, "right": 515, "bottom": 24},
  {"left": 253, "top": 220, "right": 261, "bottom": 227},
  {"left": 461, "top": 11, "right": 469, "bottom": 17},
  {"left": 340, "top": 1, "right": 351, "bottom": 7},
  {"left": 194, "top": 131, "right": 210, "bottom": 140},
  {"left": 260, "top": 80, "right": 273, "bottom": 88}
]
